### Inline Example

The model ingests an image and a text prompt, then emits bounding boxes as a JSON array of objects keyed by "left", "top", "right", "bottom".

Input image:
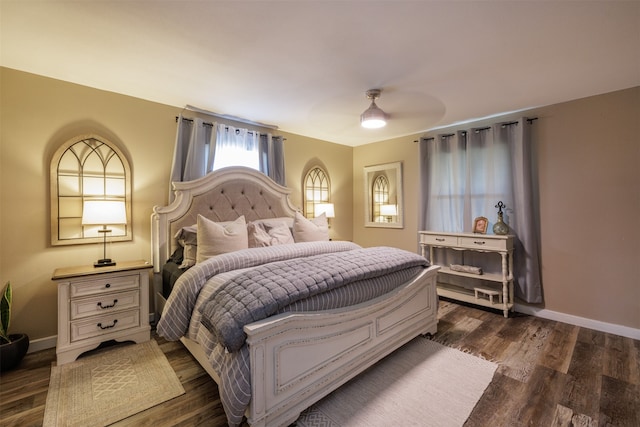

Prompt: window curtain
[
  {"left": 169, "top": 115, "right": 286, "bottom": 201},
  {"left": 419, "top": 117, "right": 542, "bottom": 303},
  {"left": 259, "top": 133, "right": 285, "bottom": 186},
  {"left": 169, "top": 115, "right": 216, "bottom": 202}
]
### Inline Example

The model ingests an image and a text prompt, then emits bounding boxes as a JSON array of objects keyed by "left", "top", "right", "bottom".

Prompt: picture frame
[
  {"left": 473, "top": 216, "right": 488, "bottom": 234},
  {"left": 363, "top": 162, "right": 403, "bottom": 229}
]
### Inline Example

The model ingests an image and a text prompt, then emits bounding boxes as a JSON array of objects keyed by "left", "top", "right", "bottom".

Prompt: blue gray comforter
[{"left": 199, "top": 246, "right": 428, "bottom": 352}]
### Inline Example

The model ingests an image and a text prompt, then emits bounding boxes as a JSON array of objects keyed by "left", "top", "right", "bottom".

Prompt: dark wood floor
[{"left": 1, "top": 300, "right": 638, "bottom": 426}]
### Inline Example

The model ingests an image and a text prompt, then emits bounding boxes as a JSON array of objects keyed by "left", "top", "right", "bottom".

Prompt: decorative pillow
[
  {"left": 292, "top": 211, "right": 330, "bottom": 242},
  {"left": 252, "top": 217, "right": 294, "bottom": 230},
  {"left": 247, "top": 221, "right": 294, "bottom": 247},
  {"left": 196, "top": 215, "right": 248, "bottom": 264},
  {"left": 174, "top": 225, "right": 198, "bottom": 268}
]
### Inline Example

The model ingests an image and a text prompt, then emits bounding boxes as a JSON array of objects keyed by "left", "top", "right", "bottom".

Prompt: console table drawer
[
  {"left": 420, "top": 233, "right": 458, "bottom": 246},
  {"left": 458, "top": 236, "right": 506, "bottom": 250},
  {"left": 70, "top": 309, "right": 140, "bottom": 342},
  {"left": 70, "top": 290, "right": 140, "bottom": 320},
  {"left": 70, "top": 274, "right": 140, "bottom": 298}
]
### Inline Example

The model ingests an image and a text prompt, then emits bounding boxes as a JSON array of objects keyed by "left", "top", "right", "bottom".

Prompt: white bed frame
[{"left": 151, "top": 166, "right": 440, "bottom": 427}]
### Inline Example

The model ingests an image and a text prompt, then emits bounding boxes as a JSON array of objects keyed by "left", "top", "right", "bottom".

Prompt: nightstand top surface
[{"left": 51, "top": 260, "right": 153, "bottom": 280}]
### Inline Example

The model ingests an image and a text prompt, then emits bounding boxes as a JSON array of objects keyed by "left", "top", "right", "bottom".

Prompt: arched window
[
  {"left": 50, "top": 135, "right": 132, "bottom": 246},
  {"left": 303, "top": 166, "right": 330, "bottom": 218},
  {"left": 372, "top": 175, "right": 389, "bottom": 222}
]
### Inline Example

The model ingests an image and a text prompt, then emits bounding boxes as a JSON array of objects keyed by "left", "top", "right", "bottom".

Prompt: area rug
[
  {"left": 295, "top": 337, "right": 497, "bottom": 427},
  {"left": 43, "top": 340, "right": 184, "bottom": 427}
]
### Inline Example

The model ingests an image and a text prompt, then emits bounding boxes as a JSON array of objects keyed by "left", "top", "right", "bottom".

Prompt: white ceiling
[{"left": 1, "top": 1, "right": 638, "bottom": 146}]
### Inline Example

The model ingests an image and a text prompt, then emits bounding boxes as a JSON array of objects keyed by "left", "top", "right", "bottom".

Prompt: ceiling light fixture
[{"left": 360, "top": 89, "right": 388, "bottom": 129}]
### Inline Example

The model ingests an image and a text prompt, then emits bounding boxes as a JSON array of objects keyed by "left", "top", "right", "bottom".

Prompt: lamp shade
[
  {"left": 360, "top": 100, "right": 387, "bottom": 129},
  {"left": 380, "top": 204, "right": 397, "bottom": 216},
  {"left": 315, "top": 203, "right": 335, "bottom": 218},
  {"left": 82, "top": 200, "right": 127, "bottom": 225}
]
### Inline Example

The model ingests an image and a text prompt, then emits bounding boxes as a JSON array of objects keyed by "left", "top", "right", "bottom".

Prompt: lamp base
[{"left": 94, "top": 259, "right": 116, "bottom": 268}]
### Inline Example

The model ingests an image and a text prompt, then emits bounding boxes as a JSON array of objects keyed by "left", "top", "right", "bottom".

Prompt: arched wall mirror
[
  {"left": 50, "top": 134, "right": 132, "bottom": 246},
  {"left": 364, "top": 162, "right": 403, "bottom": 228}
]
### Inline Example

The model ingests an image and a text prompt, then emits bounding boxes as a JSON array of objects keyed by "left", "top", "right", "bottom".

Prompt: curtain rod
[
  {"left": 175, "top": 116, "right": 276, "bottom": 137},
  {"left": 415, "top": 117, "right": 539, "bottom": 142},
  {"left": 183, "top": 104, "right": 278, "bottom": 130}
]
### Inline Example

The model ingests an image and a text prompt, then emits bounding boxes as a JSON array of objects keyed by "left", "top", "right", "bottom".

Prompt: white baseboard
[
  {"left": 27, "top": 313, "right": 158, "bottom": 354},
  {"left": 514, "top": 303, "right": 640, "bottom": 340},
  {"left": 27, "top": 335, "right": 57, "bottom": 354}
]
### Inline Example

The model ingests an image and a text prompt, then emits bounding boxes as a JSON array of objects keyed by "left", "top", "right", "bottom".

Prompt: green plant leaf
[{"left": 0, "top": 281, "right": 12, "bottom": 343}]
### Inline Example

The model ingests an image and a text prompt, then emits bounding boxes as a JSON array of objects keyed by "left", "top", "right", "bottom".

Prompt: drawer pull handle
[
  {"left": 435, "top": 238, "right": 445, "bottom": 242},
  {"left": 97, "top": 299, "right": 118, "bottom": 309},
  {"left": 473, "top": 241, "right": 486, "bottom": 245},
  {"left": 97, "top": 320, "right": 118, "bottom": 330},
  {"left": 105, "top": 283, "right": 111, "bottom": 289}
]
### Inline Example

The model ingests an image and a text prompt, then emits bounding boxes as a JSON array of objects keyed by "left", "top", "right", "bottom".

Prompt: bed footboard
[{"left": 244, "top": 265, "right": 439, "bottom": 427}]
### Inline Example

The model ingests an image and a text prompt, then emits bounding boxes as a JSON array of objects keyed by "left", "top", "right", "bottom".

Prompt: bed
[{"left": 151, "top": 166, "right": 440, "bottom": 427}]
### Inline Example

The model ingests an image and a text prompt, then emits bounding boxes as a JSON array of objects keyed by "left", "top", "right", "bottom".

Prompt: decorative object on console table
[
  {"left": 472, "top": 216, "right": 488, "bottom": 234},
  {"left": 419, "top": 231, "right": 514, "bottom": 317},
  {"left": 81, "top": 200, "right": 127, "bottom": 267},
  {"left": 493, "top": 201, "right": 510, "bottom": 235},
  {"left": 51, "top": 260, "right": 152, "bottom": 365}
]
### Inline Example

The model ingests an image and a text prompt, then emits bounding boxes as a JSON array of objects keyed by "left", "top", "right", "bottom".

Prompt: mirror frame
[{"left": 364, "top": 161, "right": 403, "bottom": 228}]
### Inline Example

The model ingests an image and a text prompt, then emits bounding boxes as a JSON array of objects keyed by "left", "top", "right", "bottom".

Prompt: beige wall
[
  {"left": 1, "top": 67, "right": 637, "bottom": 344},
  {"left": 280, "top": 131, "right": 353, "bottom": 242},
  {"left": 353, "top": 87, "right": 640, "bottom": 331}
]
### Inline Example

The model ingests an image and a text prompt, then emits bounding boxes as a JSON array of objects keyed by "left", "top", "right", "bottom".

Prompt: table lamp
[{"left": 82, "top": 200, "right": 127, "bottom": 267}]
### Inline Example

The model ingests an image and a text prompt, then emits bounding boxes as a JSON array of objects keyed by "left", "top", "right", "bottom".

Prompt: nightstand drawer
[
  {"left": 70, "top": 274, "right": 140, "bottom": 298},
  {"left": 458, "top": 236, "right": 506, "bottom": 250},
  {"left": 70, "top": 309, "right": 140, "bottom": 342},
  {"left": 70, "top": 290, "right": 140, "bottom": 320},
  {"left": 420, "top": 233, "right": 457, "bottom": 246}
]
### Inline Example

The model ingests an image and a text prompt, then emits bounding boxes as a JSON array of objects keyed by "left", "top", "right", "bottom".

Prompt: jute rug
[
  {"left": 43, "top": 340, "right": 184, "bottom": 427},
  {"left": 295, "top": 338, "right": 497, "bottom": 427}
]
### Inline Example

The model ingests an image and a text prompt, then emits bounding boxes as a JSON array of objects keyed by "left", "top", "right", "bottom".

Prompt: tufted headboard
[{"left": 151, "top": 166, "right": 299, "bottom": 273}]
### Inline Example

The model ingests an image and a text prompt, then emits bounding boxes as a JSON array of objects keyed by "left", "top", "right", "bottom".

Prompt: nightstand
[{"left": 51, "top": 260, "right": 153, "bottom": 365}]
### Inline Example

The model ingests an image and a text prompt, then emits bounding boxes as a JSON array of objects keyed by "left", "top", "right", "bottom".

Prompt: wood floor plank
[
  {"left": 2, "top": 300, "right": 639, "bottom": 427},
  {"left": 561, "top": 340, "right": 604, "bottom": 421},
  {"left": 497, "top": 318, "right": 553, "bottom": 383},
  {"left": 603, "top": 333, "right": 640, "bottom": 385},
  {"left": 464, "top": 372, "right": 524, "bottom": 427},
  {"left": 513, "top": 364, "right": 571, "bottom": 426},
  {"left": 598, "top": 374, "right": 640, "bottom": 427},
  {"left": 539, "top": 321, "right": 579, "bottom": 374}
]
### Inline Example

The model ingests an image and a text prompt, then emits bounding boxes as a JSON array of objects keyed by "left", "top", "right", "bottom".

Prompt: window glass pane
[
  {"left": 213, "top": 146, "right": 259, "bottom": 170},
  {"left": 105, "top": 178, "right": 125, "bottom": 196},
  {"left": 59, "top": 217, "right": 82, "bottom": 240},
  {"left": 58, "top": 175, "right": 81, "bottom": 196},
  {"left": 83, "top": 176, "right": 106, "bottom": 196},
  {"left": 105, "top": 156, "right": 125, "bottom": 175},
  {"left": 59, "top": 197, "right": 82, "bottom": 218},
  {"left": 59, "top": 152, "right": 80, "bottom": 174},
  {"left": 84, "top": 152, "right": 105, "bottom": 174}
]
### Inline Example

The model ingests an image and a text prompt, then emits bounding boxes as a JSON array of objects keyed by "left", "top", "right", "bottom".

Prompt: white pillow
[
  {"left": 247, "top": 221, "right": 294, "bottom": 247},
  {"left": 292, "top": 211, "right": 330, "bottom": 242},
  {"left": 196, "top": 215, "right": 248, "bottom": 263}
]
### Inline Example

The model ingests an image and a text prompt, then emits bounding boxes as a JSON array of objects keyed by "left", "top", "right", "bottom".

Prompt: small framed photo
[{"left": 473, "top": 216, "right": 488, "bottom": 234}]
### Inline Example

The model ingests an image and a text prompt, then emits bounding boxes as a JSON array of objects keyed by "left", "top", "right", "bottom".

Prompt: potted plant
[{"left": 0, "top": 282, "right": 29, "bottom": 372}]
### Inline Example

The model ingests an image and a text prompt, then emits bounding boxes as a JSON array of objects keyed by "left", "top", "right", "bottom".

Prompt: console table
[{"left": 419, "top": 231, "right": 514, "bottom": 317}]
